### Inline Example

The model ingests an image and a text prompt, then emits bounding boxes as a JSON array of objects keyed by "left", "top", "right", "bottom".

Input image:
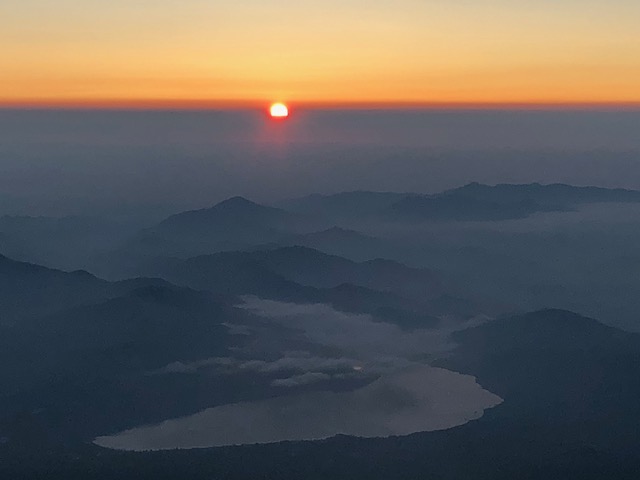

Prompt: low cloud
[
  {"left": 271, "top": 372, "right": 331, "bottom": 387},
  {"left": 151, "top": 357, "right": 234, "bottom": 375},
  {"left": 151, "top": 354, "right": 362, "bottom": 376},
  {"left": 221, "top": 322, "right": 252, "bottom": 336},
  {"left": 152, "top": 298, "right": 477, "bottom": 379},
  {"left": 119, "top": 298, "right": 504, "bottom": 451},
  {"left": 238, "top": 296, "right": 456, "bottom": 360}
]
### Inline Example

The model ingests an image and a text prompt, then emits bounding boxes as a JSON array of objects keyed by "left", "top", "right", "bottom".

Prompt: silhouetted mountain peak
[
  {"left": 153, "top": 196, "right": 294, "bottom": 235},
  {"left": 70, "top": 269, "right": 97, "bottom": 279},
  {"left": 120, "top": 196, "right": 308, "bottom": 259},
  {"left": 516, "top": 308, "right": 616, "bottom": 333},
  {"left": 454, "top": 308, "right": 621, "bottom": 352},
  {"left": 213, "top": 196, "right": 264, "bottom": 211},
  {"left": 0, "top": 253, "right": 54, "bottom": 274}
]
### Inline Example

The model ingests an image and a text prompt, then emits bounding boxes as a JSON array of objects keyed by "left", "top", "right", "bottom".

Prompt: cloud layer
[{"left": 97, "top": 298, "right": 502, "bottom": 450}]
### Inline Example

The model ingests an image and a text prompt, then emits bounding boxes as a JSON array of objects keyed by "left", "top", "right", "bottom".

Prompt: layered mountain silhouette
[
  {"left": 4, "top": 181, "right": 640, "bottom": 478},
  {"left": 281, "top": 183, "right": 640, "bottom": 223},
  {"left": 0, "top": 256, "right": 254, "bottom": 443},
  {"left": 132, "top": 246, "right": 463, "bottom": 326},
  {"left": 0, "top": 253, "right": 171, "bottom": 325},
  {"left": 104, "top": 183, "right": 640, "bottom": 277},
  {"left": 393, "top": 182, "right": 640, "bottom": 221},
  {"left": 122, "top": 197, "right": 313, "bottom": 258},
  {"left": 264, "top": 227, "right": 386, "bottom": 261}
]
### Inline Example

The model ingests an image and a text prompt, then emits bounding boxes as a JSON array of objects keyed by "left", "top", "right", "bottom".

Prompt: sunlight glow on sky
[{"left": 1, "top": 0, "right": 639, "bottom": 107}]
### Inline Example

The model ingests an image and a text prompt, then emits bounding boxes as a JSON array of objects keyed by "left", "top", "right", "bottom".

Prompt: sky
[{"left": 1, "top": 0, "right": 640, "bottom": 107}]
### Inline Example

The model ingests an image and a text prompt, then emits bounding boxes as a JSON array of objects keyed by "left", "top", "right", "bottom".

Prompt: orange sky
[{"left": 2, "top": 0, "right": 640, "bottom": 107}]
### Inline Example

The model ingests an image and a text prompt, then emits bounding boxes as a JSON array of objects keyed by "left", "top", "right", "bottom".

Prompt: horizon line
[{"left": 2, "top": 99, "right": 640, "bottom": 111}]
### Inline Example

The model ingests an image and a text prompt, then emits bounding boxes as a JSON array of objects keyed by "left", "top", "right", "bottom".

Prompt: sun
[{"left": 270, "top": 102, "right": 289, "bottom": 119}]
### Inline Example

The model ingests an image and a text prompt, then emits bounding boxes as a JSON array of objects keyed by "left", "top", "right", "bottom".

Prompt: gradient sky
[{"left": 1, "top": 0, "right": 639, "bottom": 106}]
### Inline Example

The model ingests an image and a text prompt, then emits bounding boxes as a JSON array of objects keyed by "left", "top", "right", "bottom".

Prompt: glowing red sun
[{"left": 270, "top": 103, "right": 289, "bottom": 118}]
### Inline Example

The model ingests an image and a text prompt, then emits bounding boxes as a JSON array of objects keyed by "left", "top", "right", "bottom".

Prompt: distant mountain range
[
  {"left": 266, "top": 226, "right": 383, "bottom": 260},
  {"left": 102, "top": 182, "right": 640, "bottom": 271},
  {"left": 131, "top": 246, "right": 475, "bottom": 327},
  {"left": 285, "top": 182, "right": 640, "bottom": 222},
  {"left": 392, "top": 182, "right": 640, "bottom": 221},
  {"left": 5, "top": 183, "right": 640, "bottom": 274}
]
